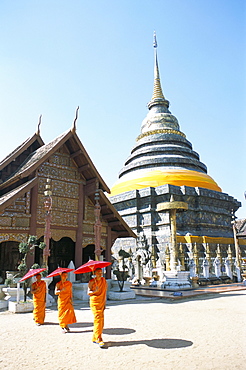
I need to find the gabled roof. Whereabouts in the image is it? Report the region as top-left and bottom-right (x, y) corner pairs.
(0, 177), (38, 213)
(235, 218), (246, 239)
(0, 129), (110, 193)
(0, 128), (135, 239)
(0, 133), (44, 171)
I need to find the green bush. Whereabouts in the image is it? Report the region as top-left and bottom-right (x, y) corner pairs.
(19, 242), (29, 254)
(4, 277), (15, 286)
(28, 235), (37, 245)
(38, 242), (46, 250)
(18, 263), (27, 272)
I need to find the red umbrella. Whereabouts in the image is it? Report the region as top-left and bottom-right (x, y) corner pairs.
(19, 268), (46, 282)
(46, 267), (74, 278)
(73, 260), (111, 274)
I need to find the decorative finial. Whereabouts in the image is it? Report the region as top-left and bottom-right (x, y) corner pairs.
(36, 115), (42, 135)
(153, 31), (157, 48)
(148, 32), (169, 110)
(72, 106), (79, 133)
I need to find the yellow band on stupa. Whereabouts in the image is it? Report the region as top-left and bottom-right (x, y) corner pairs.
(110, 169), (221, 196)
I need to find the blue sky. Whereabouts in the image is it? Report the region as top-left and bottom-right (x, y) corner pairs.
(0, 0), (245, 218)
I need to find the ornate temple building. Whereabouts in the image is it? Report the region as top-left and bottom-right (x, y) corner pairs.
(0, 118), (135, 282)
(110, 34), (245, 282)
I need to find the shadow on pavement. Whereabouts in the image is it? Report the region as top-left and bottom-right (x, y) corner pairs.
(106, 338), (193, 349)
(70, 321), (93, 328)
(104, 328), (135, 335)
(69, 329), (93, 334)
(43, 322), (59, 326)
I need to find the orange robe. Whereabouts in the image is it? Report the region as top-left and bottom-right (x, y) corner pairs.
(32, 280), (46, 324)
(56, 280), (76, 328)
(89, 277), (107, 342)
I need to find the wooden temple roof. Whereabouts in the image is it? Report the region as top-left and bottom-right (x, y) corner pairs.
(0, 178), (38, 214)
(0, 128), (136, 239)
(0, 129), (110, 193)
(0, 133), (44, 184)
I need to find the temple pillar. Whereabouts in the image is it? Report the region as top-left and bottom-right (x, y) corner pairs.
(27, 184), (39, 267)
(227, 245), (233, 265)
(151, 244), (157, 269)
(193, 243), (199, 275)
(169, 209), (178, 270)
(205, 243), (212, 274)
(105, 227), (112, 279)
(217, 244), (222, 264)
(231, 213), (242, 282)
(94, 191), (102, 259)
(157, 196), (188, 272)
(165, 245), (170, 271)
(75, 182), (84, 268)
(179, 243), (185, 270)
(157, 197), (190, 290)
(43, 178), (52, 269)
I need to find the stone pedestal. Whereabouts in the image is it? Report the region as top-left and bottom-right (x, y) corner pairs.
(3, 286), (34, 312)
(161, 271), (191, 290)
(43, 277), (55, 307)
(3, 287), (25, 301)
(67, 261), (76, 283)
(143, 277), (152, 286)
(72, 282), (89, 301)
(8, 300), (33, 313)
(0, 284), (8, 309)
(0, 300), (8, 309)
(108, 280), (135, 300)
(190, 276), (199, 288)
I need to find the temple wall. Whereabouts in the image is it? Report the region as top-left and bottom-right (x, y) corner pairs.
(110, 184), (244, 264)
(37, 149), (81, 228)
(0, 146), (111, 275)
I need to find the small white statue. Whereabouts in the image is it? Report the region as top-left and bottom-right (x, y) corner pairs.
(189, 258), (196, 277)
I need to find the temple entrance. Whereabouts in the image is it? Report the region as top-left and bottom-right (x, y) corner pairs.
(49, 237), (75, 271)
(82, 244), (106, 264)
(80, 244), (95, 282)
(0, 241), (21, 281)
(35, 237), (75, 271)
(42, 237), (75, 290)
(82, 244), (95, 264)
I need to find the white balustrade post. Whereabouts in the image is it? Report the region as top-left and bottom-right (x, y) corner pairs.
(17, 282), (20, 303)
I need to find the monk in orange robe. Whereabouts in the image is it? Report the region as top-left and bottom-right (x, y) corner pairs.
(31, 273), (46, 326)
(88, 268), (107, 347)
(55, 272), (76, 333)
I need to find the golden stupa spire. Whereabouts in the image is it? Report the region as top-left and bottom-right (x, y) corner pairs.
(148, 32), (169, 109)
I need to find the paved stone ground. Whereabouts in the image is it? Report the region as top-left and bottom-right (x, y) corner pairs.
(0, 290), (245, 370)
(132, 282), (246, 299)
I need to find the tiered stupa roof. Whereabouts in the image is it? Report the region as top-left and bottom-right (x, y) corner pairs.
(110, 33), (221, 196)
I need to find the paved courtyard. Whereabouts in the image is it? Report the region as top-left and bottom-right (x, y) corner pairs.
(0, 290), (245, 370)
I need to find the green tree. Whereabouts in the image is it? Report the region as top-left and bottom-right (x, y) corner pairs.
(17, 236), (46, 301)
